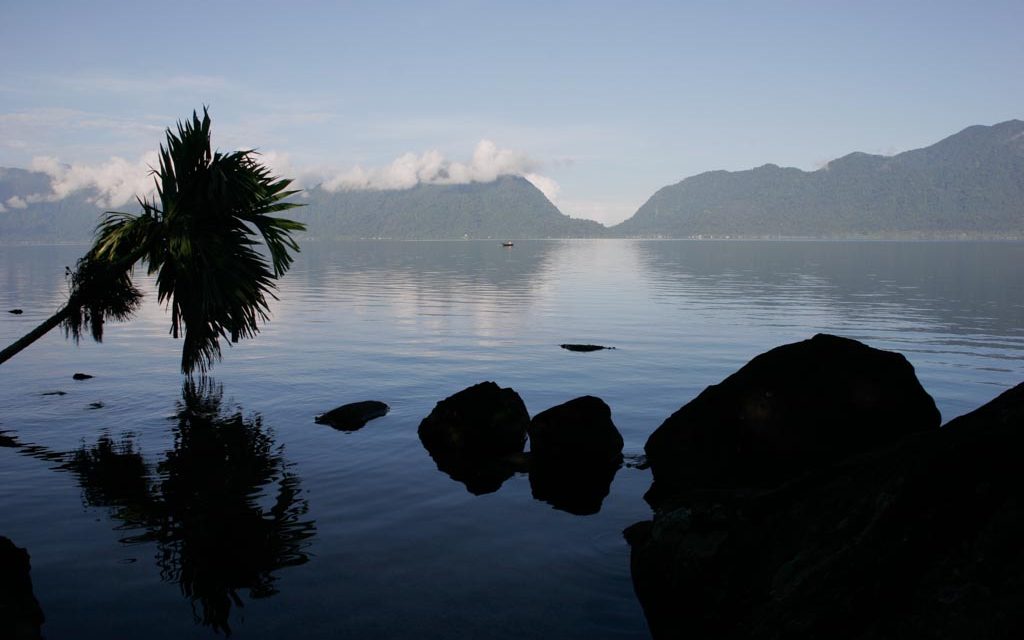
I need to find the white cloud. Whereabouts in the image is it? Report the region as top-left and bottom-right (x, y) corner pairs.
(11, 140), (569, 216)
(27, 153), (158, 208)
(523, 173), (560, 202)
(5, 196), (28, 209)
(320, 140), (559, 198)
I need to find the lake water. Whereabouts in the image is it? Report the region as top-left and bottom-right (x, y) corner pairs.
(1, 239), (1022, 639)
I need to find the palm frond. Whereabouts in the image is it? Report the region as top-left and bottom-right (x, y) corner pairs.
(61, 251), (144, 343)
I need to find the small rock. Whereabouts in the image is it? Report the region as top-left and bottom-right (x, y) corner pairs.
(315, 400), (389, 431)
(528, 396), (624, 464)
(72, 373), (93, 381)
(7, 309), (23, 315)
(419, 381), (529, 458)
(87, 402), (105, 410)
(418, 381), (530, 495)
(40, 391), (67, 396)
(560, 344), (615, 352)
(527, 396), (624, 515)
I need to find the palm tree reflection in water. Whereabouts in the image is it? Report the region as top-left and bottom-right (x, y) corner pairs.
(64, 380), (315, 635)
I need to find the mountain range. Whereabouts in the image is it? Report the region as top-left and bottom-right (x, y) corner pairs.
(614, 119), (1024, 238)
(1, 120), (1021, 242)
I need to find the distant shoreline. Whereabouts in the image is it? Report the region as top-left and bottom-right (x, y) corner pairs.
(3, 234), (1024, 247)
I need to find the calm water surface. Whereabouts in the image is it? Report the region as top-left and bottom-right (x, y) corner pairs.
(1, 240), (1022, 638)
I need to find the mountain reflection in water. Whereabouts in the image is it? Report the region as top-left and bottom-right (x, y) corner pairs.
(60, 380), (315, 635)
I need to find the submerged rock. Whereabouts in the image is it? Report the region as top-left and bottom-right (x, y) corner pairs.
(418, 381), (529, 495)
(315, 400), (389, 431)
(527, 396), (624, 515)
(72, 373), (93, 381)
(0, 536), (45, 639)
(645, 333), (940, 501)
(559, 343), (615, 352)
(628, 338), (1024, 638)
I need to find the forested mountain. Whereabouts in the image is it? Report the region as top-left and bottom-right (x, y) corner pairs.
(294, 175), (605, 239)
(0, 171), (603, 242)
(613, 120), (1024, 238)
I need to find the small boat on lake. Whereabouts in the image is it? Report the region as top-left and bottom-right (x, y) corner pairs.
(502, 241), (514, 247)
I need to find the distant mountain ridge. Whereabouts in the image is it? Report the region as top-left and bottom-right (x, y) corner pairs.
(0, 171), (602, 242)
(2, 120), (1023, 242)
(613, 119), (1024, 238)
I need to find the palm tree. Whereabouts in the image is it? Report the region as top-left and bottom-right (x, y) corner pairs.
(0, 108), (305, 375)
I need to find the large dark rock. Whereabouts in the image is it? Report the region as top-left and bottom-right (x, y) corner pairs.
(527, 396), (625, 515)
(418, 381), (530, 495)
(627, 381), (1024, 640)
(315, 400), (389, 431)
(645, 333), (940, 499)
(0, 536), (45, 639)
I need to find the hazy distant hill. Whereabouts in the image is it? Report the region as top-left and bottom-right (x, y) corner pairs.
(614, 120), (1024, 238)
(0, 171), (604, 242)
(295, 175), (606, 239)
(0, 168), (106, 242)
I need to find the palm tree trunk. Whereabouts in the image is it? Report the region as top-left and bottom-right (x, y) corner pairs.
(0, 304), (73, 366)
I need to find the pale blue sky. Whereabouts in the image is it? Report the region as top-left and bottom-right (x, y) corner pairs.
(2, 0), (1021, 224)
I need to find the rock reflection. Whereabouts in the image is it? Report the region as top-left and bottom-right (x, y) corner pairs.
(0, 536), (45, 640)
(62, 380), (315, 635)
(528, 459), (620, 516)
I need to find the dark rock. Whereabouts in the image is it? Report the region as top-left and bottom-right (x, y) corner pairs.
(645, 333), (940, 500)
(315, 400), (389, 431)
(628, 380), (1024, 640)
(418, 381), (529, 495)
(72, 373), (94, 380)
(0, 536), (45, 639)
(7, 309), (23, 314)
(528, 396), (624, 464)
(419, 381), (529, 457)
(87, 401), (105, 410)
(526, 396), (624, 515)
(560, 343), (615, 352)
(40, 391), (66, 396)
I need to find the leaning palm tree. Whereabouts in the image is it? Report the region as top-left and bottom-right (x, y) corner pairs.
(0, 108), (305, 375)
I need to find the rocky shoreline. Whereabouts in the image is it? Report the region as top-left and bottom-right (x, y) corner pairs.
(627, 334), (1023, 639)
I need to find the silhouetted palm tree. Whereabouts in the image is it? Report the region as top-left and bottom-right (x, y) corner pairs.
(0, 108), (305, 375)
